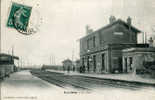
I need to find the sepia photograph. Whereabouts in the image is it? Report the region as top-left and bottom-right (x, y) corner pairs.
(0, 0), (155, 100)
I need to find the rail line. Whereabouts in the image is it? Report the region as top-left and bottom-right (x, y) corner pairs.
(31, 71), (91, 90)
(31, 70), (153, 91)
(45, 71), (145, 90)
(72, 76), (141, 90)
(47, 71), (155, 89)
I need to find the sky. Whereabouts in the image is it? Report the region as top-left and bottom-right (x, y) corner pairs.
(1, 0), (155, 66)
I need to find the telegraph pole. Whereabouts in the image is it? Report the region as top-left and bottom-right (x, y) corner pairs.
(12, 46), (14, 56)
(142, 32), (145, 44)
(50, 56), (51, 65)
(145, 32), (147, 44)
(72, 49), (74, 71)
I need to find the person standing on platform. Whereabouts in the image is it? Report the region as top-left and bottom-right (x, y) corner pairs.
(67, 66), (70, 73)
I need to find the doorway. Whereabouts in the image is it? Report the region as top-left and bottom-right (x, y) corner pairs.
(101, 54), (105, 71)
(124, 57), (127, 72)
(118, 57), (123, 72)
(87, 56), (90, 72)
(93, 55), (96, 72)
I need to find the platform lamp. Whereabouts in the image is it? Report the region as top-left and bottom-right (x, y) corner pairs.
(0, 1), (2, 100)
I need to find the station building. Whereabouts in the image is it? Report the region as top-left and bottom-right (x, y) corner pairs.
(79, 16), (150, 73)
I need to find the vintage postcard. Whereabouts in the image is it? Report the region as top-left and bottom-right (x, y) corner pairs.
(0, 0), (155, 100)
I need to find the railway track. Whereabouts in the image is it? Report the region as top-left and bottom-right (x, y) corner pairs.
(31, 71), (91, 90)
(31, 70), (153, 91)
(72, 76), (141, 90)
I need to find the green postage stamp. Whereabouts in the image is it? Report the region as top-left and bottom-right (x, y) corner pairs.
(7, 2), (32, 32)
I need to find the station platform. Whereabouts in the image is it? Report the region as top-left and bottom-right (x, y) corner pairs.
(0, 70), (63, 100)
(1, 70), (155, 100)
(47, 70), (155, 85)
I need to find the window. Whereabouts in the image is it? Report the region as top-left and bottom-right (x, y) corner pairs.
(93, 36), (96, 47)
(87, 39), (89, 49)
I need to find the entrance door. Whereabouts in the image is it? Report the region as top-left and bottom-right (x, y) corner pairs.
(82, 57), (84, 66)
(128, 57), (133, 73)
(87, 56), (90, 72)
(101, 54), (105, 71)
(93, 55), (96, 72)
(118, 57), (123, 72)
(124, 57), (127, 72)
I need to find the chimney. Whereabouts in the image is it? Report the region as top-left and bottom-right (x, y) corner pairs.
(86, 25), (93, 34)
(127, 16), (132, 25)
(86, 25), (90, 34)
(89, 29), (93, 34)
(148, 37), (154, 47)
(109, 16), (116, 24)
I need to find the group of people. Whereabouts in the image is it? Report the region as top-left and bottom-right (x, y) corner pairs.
(79, 65), (86, 73)
(63, 65), (87, 73)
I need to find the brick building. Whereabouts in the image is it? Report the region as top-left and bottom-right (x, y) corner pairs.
(80, 16), (145, 73)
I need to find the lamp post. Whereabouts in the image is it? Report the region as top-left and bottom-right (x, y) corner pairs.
(0, 0), (1, 53)
(0, 0), (2, 100)
(87, 49), (93, 72)
(89, 57), (92, 62)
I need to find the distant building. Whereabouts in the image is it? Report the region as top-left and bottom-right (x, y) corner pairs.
(62, 59), (73, 71)
(75, 59), (81, 68)
(80, 16), (145, 73)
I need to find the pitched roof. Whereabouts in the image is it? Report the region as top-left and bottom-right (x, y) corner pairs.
(81, 19), (141, 39)
(62, 59), (72, 63)
(97, 19), (141, 33)
(0, 53), (19, 60)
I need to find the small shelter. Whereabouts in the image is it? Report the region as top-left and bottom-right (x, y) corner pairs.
(0, 53), (19, 73)
(62, 59), (72, 71)
(122, 47), (155, 74)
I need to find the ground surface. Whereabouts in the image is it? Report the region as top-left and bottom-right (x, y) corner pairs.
(1, 70), (155, 100)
